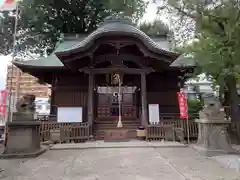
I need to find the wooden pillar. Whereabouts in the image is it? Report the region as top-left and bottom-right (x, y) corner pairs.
(50, 75), (57, 116)
(88, 73), (94, 128)
(50, 87), (55, 115)
(141, 72), (148, 126)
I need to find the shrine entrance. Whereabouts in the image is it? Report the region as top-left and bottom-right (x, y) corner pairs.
(96, 86), (138, 120)
(93, 72), (142, 139)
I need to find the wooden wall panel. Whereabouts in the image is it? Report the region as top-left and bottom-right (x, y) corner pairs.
(147, 72), (179, 92)
(147, 92), (178, 105)
(147, 92), (179, 114)
(54, 91), (88, 106)
(53, 90), (88, 122)
(146, 71), (180, 114)
(56, 73), (88, 86)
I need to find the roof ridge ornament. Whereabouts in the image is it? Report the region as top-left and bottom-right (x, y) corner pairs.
(101, 14), (135, 26)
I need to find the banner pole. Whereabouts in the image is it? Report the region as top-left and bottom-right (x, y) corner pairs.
(186, 95), (190, 144)
(117, 74), (122, 128)
(4, 2), (19, 148)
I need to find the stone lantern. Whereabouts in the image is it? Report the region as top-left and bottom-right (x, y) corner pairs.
(194, 94), (237, 156)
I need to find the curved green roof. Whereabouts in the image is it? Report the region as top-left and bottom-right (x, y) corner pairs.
(56, 22), (178, 58)
(13, 17), (195, 69)
(13, 37), (83, 68)
(170, 55), (196, 67)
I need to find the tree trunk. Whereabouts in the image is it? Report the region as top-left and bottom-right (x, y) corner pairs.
(226, 76), (240, 122)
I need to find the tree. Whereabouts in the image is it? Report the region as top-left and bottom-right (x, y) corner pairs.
(139, 19), (172, 37)
(159, 0), (240, 121)
(0, 0), (147, 55)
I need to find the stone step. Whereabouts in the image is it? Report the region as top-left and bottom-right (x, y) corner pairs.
(93, 124), (140, 130)
(93, 129), (137, 140)
(94, 119), (140, 123)
(94, 121), (140, 125)
(93, 123), (140, 128)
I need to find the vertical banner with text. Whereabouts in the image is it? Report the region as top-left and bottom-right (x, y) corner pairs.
(177, 92), (188, 119)
(0, 90), (7, 124)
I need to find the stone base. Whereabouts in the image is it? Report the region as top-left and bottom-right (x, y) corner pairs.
(0, 148), (46, 159)
(12, 112), (34, 121)
(194, 119), (237, 156)
(3, 121), (43, 157)
(104, 129), (129, 142)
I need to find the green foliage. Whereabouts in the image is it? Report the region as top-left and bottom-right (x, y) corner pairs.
(162, 0), (240, 120)
(139, 19), (172, 37)
(187, 99), (202, 119)
(104, 0), (148, 23)
(162, 0), (240, 81)
(0, 0), (147, 55)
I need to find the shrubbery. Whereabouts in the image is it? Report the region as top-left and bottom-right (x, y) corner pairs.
(187, 99), (203, 119)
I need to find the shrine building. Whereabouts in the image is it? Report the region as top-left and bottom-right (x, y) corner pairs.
(13, 16), (194, 139)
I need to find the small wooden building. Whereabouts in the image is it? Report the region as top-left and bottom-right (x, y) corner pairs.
(14, 16), (194, 139)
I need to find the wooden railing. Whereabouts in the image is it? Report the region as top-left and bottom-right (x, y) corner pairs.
(146, 120), (240, 142)
(38, 113), (240, 143)
(39, 121), (89, 142)
(146, 119), (198, 141)
(146, 124), (176, 141)
(60, 124), (90, 143)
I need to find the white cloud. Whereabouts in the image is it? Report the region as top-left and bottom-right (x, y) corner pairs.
(141, 2), (158, 22)
(141, 1), (169, 25)
(0, 55), (12, 89)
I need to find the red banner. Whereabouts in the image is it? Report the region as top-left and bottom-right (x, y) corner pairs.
(0, 90), (7, 121)
(177, 92), (188, 119)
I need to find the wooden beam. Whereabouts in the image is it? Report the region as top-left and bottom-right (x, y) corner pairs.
(94, 54), (147, 68)
(78, 67), (154, 74)
(52, 86), (88, 91)
(57, 37), (178, 64)
(100, 38), (177, 62)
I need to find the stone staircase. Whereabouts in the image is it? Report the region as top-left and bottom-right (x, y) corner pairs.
(93, 117), (141, 140)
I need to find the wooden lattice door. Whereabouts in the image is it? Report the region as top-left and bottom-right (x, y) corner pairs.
(96, 86), (137, 119)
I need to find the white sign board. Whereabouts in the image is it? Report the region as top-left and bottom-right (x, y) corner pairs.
(148, 104), (160, 124)
(57, 107), (82, 123)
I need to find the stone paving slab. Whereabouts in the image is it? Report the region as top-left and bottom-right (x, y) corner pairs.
(0, 158), (28, 179)
(156, 148), (240, 180)
(50, 140), (186, 150)
(1, 144), (240, 179)
(1, 148), (186, 180)
(211, 155), (240, 172)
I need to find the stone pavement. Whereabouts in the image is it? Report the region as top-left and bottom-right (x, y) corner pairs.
(156, 148), (240, 180)
(1, 142), (240, 180)
(211, 145), (240, 172)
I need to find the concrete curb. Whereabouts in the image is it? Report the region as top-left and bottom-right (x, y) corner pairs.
(0, 148), (47, 159)
(50, 144), (188, 151)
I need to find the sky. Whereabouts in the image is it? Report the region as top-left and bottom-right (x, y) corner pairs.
(0, 55), (11, 89)
(0, 3), (159, 90)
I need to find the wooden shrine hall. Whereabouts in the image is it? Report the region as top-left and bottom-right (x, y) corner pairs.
(13, 16), (195, 140)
